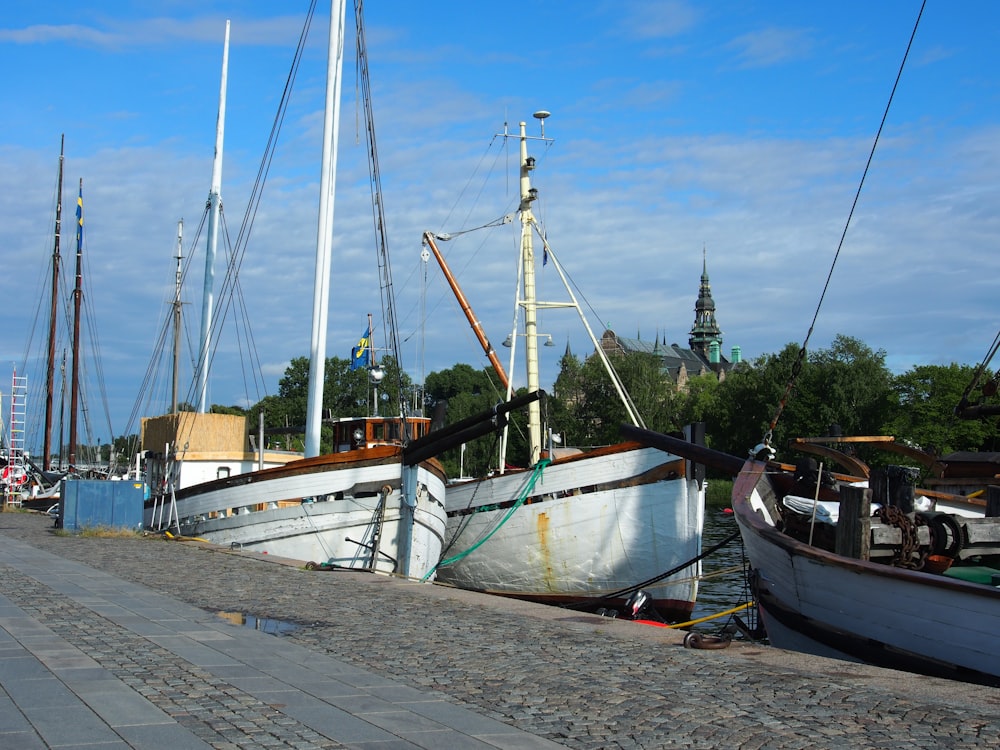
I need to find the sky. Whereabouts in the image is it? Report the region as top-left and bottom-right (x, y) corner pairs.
(2, 0), (999, 453)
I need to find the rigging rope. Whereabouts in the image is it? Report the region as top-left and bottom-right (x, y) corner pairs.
(356, 0), (410, 431)
(421, 458), (552, 581)
(762, 0), (926, 448)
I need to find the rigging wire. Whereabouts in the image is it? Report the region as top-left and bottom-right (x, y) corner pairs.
(762, 0), (926, 448)
(130, 0), (318, 432)
(355, 0), (409, 426)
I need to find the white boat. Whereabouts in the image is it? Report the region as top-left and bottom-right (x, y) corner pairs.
(142, 411), (447, 577)
(141, 2), (447, 580)
(733, 457), (1000, 686)
(623, 426), (1000, 686)
(428, 115), (706, 621)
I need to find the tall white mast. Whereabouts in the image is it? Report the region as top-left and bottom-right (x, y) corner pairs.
(305, 0), (348, 457)
(196, 19), (230, 413)
(519, 118), (543, 465)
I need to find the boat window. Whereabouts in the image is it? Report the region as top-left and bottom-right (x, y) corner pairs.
(373, 422), (385, 441)
(335, 425), (348, 452)
(217, 466), (230, 480)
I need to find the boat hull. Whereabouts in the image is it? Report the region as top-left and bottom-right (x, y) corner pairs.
(437, 444), (704, 621)
(145, 447), (447, 580)
(733, 460), (1000, 686)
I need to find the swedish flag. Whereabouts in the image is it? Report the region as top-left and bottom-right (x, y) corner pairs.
(76, 180), (84, 250)
(350, 326), (371, 371)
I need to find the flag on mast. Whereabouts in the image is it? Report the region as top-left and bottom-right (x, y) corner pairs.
(76, 182), (84, 249)
(350, 325), (371, 371)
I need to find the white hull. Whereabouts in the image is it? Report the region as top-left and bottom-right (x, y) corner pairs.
(734, 460), (1000, 685)
(437, 444), (704, 619)
(146, 449), (447, 580)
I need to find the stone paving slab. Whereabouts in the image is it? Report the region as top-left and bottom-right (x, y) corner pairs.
(1, 511), (999, 749)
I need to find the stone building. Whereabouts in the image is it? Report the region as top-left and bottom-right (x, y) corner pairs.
(599, 252), (742, 389)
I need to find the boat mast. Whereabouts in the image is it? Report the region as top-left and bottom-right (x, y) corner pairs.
(172, 219), (184, 414)
(519, 117), (544, 465)
(43, 135), (64, 471)
(422, 231), (510, 391)
(304, 0), (348, 457)
(68, 179), (83, 472)
(195, 19), (230, 413)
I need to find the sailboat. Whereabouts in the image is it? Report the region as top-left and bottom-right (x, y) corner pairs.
(427, 115), (707, 621)
(10, 138), (103, 510)
(140, 3), (447, 579)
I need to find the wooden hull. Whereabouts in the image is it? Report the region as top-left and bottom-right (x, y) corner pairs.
(733, 460), (1000, 685)
(437, 443), (704, 621)
(145, 447), (447, 580)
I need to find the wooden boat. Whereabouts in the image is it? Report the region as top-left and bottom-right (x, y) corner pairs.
(623, 425), (1000, 686)
(427, 115), (705, 621)
(787, 434), (988, 517)
(141, 3), (447, 580)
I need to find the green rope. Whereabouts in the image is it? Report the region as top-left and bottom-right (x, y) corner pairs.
(422, 458), (551, 582)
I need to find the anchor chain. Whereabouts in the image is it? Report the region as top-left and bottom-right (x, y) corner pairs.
(876, 505), (926, 569)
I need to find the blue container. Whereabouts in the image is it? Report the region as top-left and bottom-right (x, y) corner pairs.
(60, 479), (144, 531)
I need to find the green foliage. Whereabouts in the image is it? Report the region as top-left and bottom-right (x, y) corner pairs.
(246, 354), (414, 454)
(238, 333), (1000, 480)
(886, 363), (1000, 455)
(550, 351), (681, 447)
(705, 343), (802, 456)
(424, 363), (510, 477)
(210, 404), (247, 417)
(705, 478), (733, 509)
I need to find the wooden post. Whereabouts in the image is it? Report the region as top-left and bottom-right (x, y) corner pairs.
(869, 468), (887, 506)
(987, 486), (1000, 518)
(836, 484), (871, 560)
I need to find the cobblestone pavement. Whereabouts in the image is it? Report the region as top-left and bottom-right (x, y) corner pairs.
(3, 511), (999, 749)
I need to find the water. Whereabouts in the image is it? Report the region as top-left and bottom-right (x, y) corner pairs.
(687, 507), (754, 633)
(217, 611), (299, 636)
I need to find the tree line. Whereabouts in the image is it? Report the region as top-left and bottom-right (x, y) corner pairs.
(152, 334), (1000, 481)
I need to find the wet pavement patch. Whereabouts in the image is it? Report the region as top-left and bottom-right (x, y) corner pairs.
(217, 610), (299, 636)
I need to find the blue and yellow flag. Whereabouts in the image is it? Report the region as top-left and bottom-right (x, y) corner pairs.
(75, 181), (84, 250)
(350, 326), (371, 371)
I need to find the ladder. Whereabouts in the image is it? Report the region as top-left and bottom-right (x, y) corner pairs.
(4, 370), (28, 507)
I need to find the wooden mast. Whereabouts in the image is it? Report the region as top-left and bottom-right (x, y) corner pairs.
(42, 136), (64, 471)
(68, 178), (83, 472)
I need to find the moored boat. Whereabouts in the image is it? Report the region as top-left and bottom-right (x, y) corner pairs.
(140, 2), (448, 580)
(624, 416), (1000, 686)
(732, 454), (1000, 686)
(143, 411), (447, 577)
(428, 114), (705, 621)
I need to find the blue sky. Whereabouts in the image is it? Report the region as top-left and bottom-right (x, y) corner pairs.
(2, 1), (999, 452)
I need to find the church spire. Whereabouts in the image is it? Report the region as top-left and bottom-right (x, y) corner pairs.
(689, 245), (722, 359)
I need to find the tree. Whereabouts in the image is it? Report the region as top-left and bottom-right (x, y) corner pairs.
(787, 335), (895, 439)
(210, 404), (247, 417)
(424, 363), (509, 477)
(709, 343), (801, 457)
(707, 336), (897, 465)
(886, 363), (1000, 455)
(248, 355), (414, 454)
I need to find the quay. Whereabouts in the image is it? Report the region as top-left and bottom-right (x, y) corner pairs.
(1, 512), (997, 749)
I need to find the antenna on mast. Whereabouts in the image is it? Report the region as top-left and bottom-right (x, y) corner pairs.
(533, 110), (551, 138)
